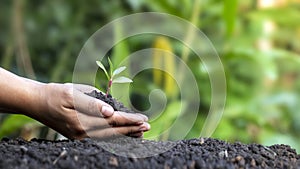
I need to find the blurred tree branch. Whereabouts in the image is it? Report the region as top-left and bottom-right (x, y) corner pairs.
(13, 0), (35, 79)
(1, 39), (13, 70)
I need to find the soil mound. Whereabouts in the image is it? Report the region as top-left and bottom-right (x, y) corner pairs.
(0, 137), (299, 169)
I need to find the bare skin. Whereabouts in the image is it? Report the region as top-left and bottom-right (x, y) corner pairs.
(0, 67), (150, 139)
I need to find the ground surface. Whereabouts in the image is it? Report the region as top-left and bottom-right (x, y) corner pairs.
(0, 137), (299, 169)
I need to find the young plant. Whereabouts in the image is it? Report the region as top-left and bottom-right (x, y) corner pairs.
(96, 58), (133, 96)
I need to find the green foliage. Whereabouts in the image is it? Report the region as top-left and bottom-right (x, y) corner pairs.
(0, 115), (38, 138)
(223, 0), (238, 37)
(96, 58), (132, 95)
(144, 101), (186, 140)
(111, 20), (130, 66)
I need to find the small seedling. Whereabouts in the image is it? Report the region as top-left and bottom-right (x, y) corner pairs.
(96, 58), (133, 96)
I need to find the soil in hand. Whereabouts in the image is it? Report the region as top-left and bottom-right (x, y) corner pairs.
(86, 90), (136, 114)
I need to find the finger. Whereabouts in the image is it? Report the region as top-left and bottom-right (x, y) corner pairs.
(87, 125), (148, 139)
(73, 89), (114, 117)
(139, 122), (151, 131)
(76, 112), (110, 130)
(107, 111), (149, 126)
(77, 112), (150, 131)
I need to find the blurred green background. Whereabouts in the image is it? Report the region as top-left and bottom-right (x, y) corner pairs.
(1, 0), (300, 152)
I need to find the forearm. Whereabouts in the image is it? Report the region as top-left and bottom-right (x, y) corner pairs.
(0, 67), (45, 116)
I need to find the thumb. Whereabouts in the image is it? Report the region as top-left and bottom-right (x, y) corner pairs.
(70, 83), (115, 117)
(73, 88), (115, 117)
(100, 103), (114, 117)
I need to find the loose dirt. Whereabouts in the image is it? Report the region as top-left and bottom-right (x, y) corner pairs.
(0, 137), (299, 169)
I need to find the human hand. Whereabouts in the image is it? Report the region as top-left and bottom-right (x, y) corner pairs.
(30, 83), (150, 139)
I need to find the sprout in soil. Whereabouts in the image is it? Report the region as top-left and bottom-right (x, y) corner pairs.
(96, 58), (133, 96)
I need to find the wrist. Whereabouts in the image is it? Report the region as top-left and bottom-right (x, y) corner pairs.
(19, 78), (47, 118)
(0, 68), (47, 118)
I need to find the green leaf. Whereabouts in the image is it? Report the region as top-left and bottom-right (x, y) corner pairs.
(108, 57), (113, 77)
(112, 21), (130, 66)
(96, 61), (109, 80)
(143, 0), (186, 19)
(144, 101), (186, 140)
(113, 66), (126, 77)
(113, 76), (133, 83)
(0, 114), (38, 138)
(247, 7), (300, 28)
(223, 0), (238, 37)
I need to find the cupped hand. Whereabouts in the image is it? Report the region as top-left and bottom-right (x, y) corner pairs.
(31, 83), (150, 139)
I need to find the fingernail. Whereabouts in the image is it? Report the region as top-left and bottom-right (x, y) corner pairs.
(145, 123), (151, 130)
(101, 106), (114, 117)
(139, 122), (151, 131)
(136, 121), (144, 125)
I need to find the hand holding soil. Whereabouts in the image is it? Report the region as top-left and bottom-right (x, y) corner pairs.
(0, 67), (150, 139)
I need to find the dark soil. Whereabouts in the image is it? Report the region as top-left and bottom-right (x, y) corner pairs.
(86, 90), (137, 113)
(0, 137), (299, 169)
(1, 91), (299, 168)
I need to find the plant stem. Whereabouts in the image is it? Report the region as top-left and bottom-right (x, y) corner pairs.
(106, 79), (113, 96)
